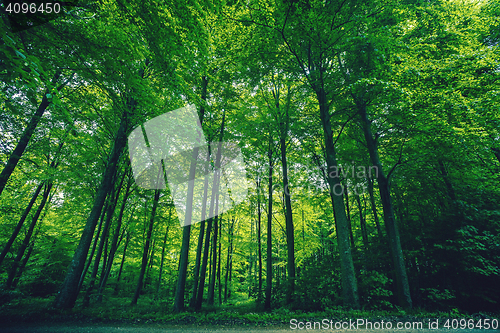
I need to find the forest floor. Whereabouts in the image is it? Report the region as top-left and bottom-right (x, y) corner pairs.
(0, 294), (498, 333)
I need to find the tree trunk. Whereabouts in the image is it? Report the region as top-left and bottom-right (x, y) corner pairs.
(196, 216), (213, 310)
(358, 101), (412, 309)
(114, 232), (130, 296)
(344, 182), (356, 251)
(173, 76), (208, 313)
(132, 189), (160, 305)
(257, 179), (263, 301)
(156, 206), (172, 299)
(355, 194), (369, 249)
(217, 216), (222, 305)
(0, 182), (44, 267)
(6, 181), (53, 288)
(317, 87), (359, 309)
(54, 110), (129, 309)
(367, 176), (383, 238)
(280, 128), (295, 305)
(0, 117), (69, 266)
(224, 218), (234, 303)
(207, 215), (218, 305)
(97, 175), (133, 302)
(79, 202), (106, 293)
(83, 172), (125, 306)
(0, 71), (63, 197)
(189, 146), (211, 308)
(195, 110), (225, 310)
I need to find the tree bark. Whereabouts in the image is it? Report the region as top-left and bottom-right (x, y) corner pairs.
(0, 71), (63, 197)
(367, 176), (383, 238)
(173, 76), (208, 313)
(358, 101), (412, 309)
(257, 179), (263, 301)
(83, 172), (125, 306)
(344, 182), (356, 251)
(195, 110), (225, 310)
(224, 218), (234, 303)
(6, 182), (53, 288)
(207, 214), (218, 305)
(217, 216), (222, 305)
(279, 122), (295, 305)
(53, 110), (129, 309)
(0, 182), (44, 267)
(156, 206), (171, 299)
(317, 87), (359, 309)
(97, 175), (133, 302)
(189, 146), (211, 308)
(114, 232), (130, 296)
(79, 202), (106, 292)
(132, 189), (160, 305)
(355, 194), (369, 249)
(265, 135), (274, 310)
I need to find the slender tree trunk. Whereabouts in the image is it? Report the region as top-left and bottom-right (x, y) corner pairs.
(189, 146), (211, 308)
(6, 182), (53, 288)
(224, 218), (234, 303)
(173, 77), (208, 313)
(0, 182), (44, 267)
(355, 194), (369, 249)
(438, 161), (456, 201)
(358, 102), (412, 309)
(208, 113), (226, 306)
(217, 217), (222, 305)
(207, 215), (218, 305)
(99, 238), (109, 288)
(54, 109), (129, 309)
(144, 239), (156, 290)
(265, 135), (274, 310)
(228, 220), (237, 300)
(83, 172), (124, 307)
(11, 227), (38, 288)
(317, 87), (359, 309)
(0, 71), (63, 197)
(248, 215), (254, 298)
(195, 111), (225, 311)
(114, 232), (130, 296)
(132, 189), (160, 305)
(97, 176), (133, 302)
(79, 202), (106, 293)
(0, 117), (69, 266)
(367, 176), (383, 238)
(344, 183), (356, 250)
(196, 217), (213, 310)
(156, 206), (171, 299)
(257, 179), (263, 301)
(280, 128), (295, 305)
(12, 195), (50, 288)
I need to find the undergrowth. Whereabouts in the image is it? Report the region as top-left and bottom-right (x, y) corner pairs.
(0, 292), (496, 327)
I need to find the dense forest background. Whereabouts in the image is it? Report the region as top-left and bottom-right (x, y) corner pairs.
(1, 0), (499, 319)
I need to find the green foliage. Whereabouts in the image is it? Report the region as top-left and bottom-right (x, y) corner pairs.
(0, 0), (499, 322)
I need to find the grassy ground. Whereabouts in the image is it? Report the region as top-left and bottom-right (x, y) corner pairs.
(0, 292), (497, 329)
